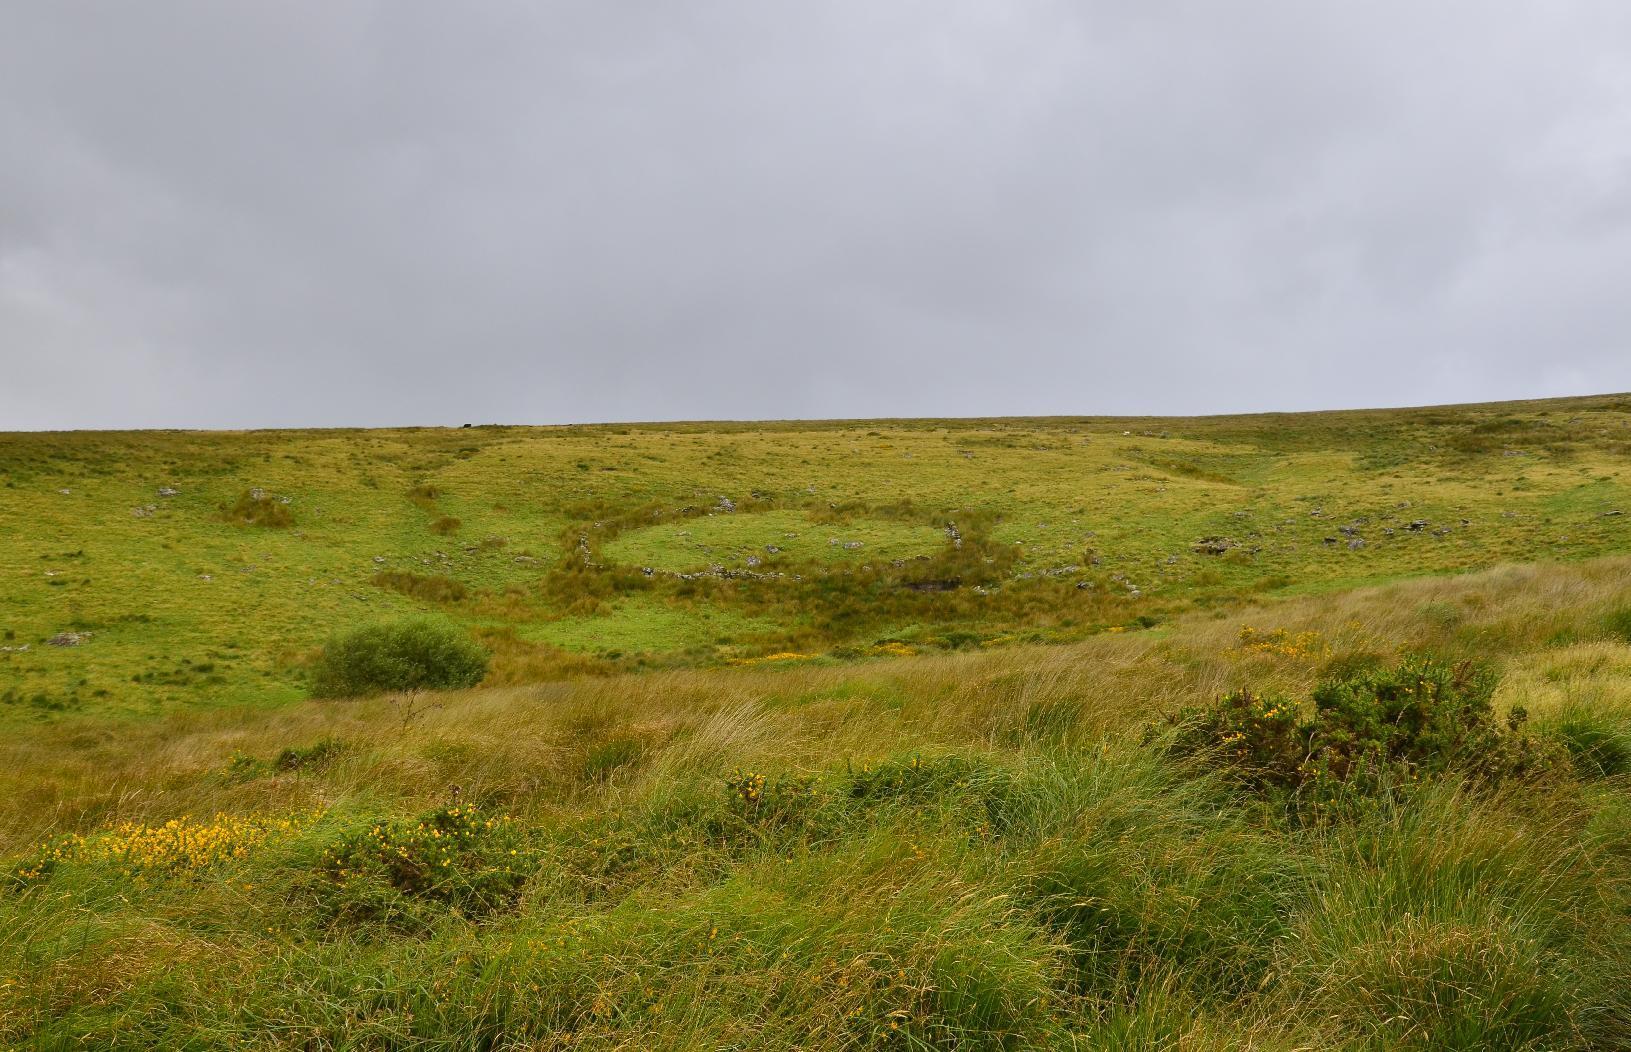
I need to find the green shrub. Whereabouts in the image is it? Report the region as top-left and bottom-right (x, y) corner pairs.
(429, 515), (462, 535)
(1160, 659), (1567, 812)
(311, 618), (488, 697)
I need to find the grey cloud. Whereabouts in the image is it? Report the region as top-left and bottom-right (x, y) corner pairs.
(2, 1), (1629, 429)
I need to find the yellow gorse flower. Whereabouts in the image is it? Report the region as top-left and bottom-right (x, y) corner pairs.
(14, 811), (314, 882)
(1235, 626), (1327, 659)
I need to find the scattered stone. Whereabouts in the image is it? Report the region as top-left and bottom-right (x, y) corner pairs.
(1191, 536), (1236, 555)
(1405, 520), (1429, 532)
(745, 556), (761, 567)
(1348, 538), (1365, 550)
(373, 556), (387, 564)
(47, 631), (89, 647)
(1322, 536), (1339, 546)
(199, 574), (213, 581)
(158, 486), (180, 497)
(131, 504), (158, 518)
(765, 545), (781, 554)
(1603, 510), (1623, 518)
(0, 644), (29, 653)
(716, 496), (736, 513)
(843, 541), (864, 550)
(57, 488), (71, 496)
(250, 487), (267, 501)
(945, 521), (963, 549)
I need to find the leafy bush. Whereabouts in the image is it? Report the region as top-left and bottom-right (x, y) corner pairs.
(311, 618), (488, 697)
(1160, 659), (1567, 810)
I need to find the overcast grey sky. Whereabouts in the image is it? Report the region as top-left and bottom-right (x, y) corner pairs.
(2, 3), (1629, 430)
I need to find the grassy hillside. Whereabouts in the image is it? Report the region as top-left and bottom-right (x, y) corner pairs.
(4, 557), (1631, 1048)
(4, 396), (1631, 1048)
(3, 394), (1630, 719)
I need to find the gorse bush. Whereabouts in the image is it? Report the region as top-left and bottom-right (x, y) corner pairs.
(311, 618), (488, 697)
(1161, 659), (1567, 811)
(316, 802), (532, 928)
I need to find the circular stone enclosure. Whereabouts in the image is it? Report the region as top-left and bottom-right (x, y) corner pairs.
(601, 508), (947, 573)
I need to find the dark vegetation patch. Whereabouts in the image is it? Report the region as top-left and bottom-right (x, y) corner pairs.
(218, 489), (293, 528)
(371, 570), (467, 604)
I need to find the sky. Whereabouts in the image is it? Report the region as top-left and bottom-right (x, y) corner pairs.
(2, 2), (1630, 430)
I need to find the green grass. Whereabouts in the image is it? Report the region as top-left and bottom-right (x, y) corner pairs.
(2, 395), (1631, 719)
